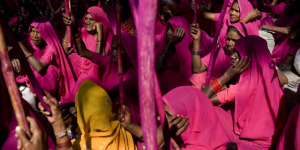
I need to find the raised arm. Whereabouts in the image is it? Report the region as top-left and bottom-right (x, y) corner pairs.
(155, 28), (185, 72)
(260, 25), (292, 35)
(18, 42), (48, 74)
(190, 24), (207, 73)
(200, 12), (216, 22)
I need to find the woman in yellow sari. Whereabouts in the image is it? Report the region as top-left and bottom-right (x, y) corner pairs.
(71, 76), (137, 150)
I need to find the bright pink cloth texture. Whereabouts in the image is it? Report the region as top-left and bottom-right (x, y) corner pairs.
(15, 17), (75, 104)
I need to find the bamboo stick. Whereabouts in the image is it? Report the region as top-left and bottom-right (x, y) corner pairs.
(193, 0), (197, 24)
(116, 0), (125, 115)
(14, 0), (21, 13)
(64, 0), (72, 48)
(205, 0), (230, 86)
(128, 0), (139, 25)
(0, 16), (51, 113)
(137, 0), (159, 149)
(0, 18), (30, 138)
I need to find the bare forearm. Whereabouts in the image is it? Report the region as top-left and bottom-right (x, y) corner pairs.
(202, 73), (231, 98)
(201, 12), (216, 22)
(192, 40), (206, 73)
(263, 25), (291, 34)
(155, 43), (173, 72)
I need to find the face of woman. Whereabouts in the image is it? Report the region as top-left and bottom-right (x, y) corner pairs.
(166, 25), (173, 42)
(229, 2), (240, 23)
(21, 7), (30, 22)
(226, 29), (242, 55)
(159, 5), (173, 23)
(112, 37), (130, 66)
(84, 13), (96, 32)
(30, 27), (45, 47)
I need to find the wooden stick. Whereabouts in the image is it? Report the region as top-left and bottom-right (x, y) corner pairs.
(64, 0), (72, 48)
(0, 16), (51, 113)
(14, 0), (21, 13)
(137, 0), (159, 149)
(205, 0), (230, 86)
(193, 0), (197, 24)
(0, 18), (30, 138)
(128, 0), (139, 25)
(116, 0), (125, 115)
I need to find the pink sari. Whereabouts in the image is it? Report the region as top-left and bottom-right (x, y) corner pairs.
(189, 23), (255, 88)
(233, 36), (286, 148)
(215, 0), (259, 48)
(277, 88), (300, 150)
(155, 16), (193, 95)
(69, 6), (115, 82)
(16, 18), (75, 104)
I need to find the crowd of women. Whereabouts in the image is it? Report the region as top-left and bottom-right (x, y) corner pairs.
(0, 0), (300, 149)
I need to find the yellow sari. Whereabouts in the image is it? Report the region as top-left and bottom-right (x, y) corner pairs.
(72, 79), (137, 150)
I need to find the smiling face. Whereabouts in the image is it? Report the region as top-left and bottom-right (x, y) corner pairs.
(30, 27), (45, 47)
(229, 1), (240, 23)
(84, 13), (96, 32)
(226, 29), (242, 55)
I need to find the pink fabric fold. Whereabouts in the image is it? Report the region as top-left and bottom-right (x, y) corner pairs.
(233, 36), (286, 147)
(16, 17), (75, 104)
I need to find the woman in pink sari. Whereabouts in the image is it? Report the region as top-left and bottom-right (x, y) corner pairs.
(12, 17), (75, 104)
(163, 36), (286, 149)
(63, 6), (115, 82)
(199, 0), (260, 47)
(277, 87), (300, 150)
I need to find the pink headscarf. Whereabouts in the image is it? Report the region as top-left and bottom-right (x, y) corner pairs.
(233, 36), (286, 147)
(16, 18), (75, 103)
(189, 23), (255, 88)
(155, 16), (193, 95)
(217, 0), (259, 48)
(79, 6), (115, 80)
(277, 88), (300, 150)
(163, 86), (230, 149)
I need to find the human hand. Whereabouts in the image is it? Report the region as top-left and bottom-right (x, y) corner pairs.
(62, 12), (77, 31)
(92, 22), (103, 40)
(225, 56), (251, 79)
(246, 9), (261, 21)
(11, 59), (21, 73)
(38, 91), (64, 130)
(15, 116), (47, 150)
(167, 115), (189, 137)
(117, 105), (132, 129)
(168, 28), (185, 45)
(189, 23), (201, 42)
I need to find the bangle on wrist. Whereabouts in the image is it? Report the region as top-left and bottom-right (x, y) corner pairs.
(57, 139), (72, 149)
(54, 130), (68, 139)
(239, 19), (246, 24)
(25, 53), (33, 59)
(191, 50), (201, 55)
(210, 79), (223, 93)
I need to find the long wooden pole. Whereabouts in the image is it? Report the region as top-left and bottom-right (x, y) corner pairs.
(116, 0), (125, 115)
(137, 0), (159, 149)
(205, 0), (230, 86)
(64, 0), (72, 48)
(0, 16), (51, 113)
(193, 0), (197, 24)
(0, 18), (30, 138)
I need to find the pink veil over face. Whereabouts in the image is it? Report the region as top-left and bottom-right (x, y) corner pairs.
(17, 17), (75, 103)
(163, 86), (230, 149)
(233, 36), (286, 147)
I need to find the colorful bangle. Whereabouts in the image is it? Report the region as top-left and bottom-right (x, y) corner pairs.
(210, 79), (223, 93)
(25, 53), (33, 59)
(75, 36), (82, 43)
(239, 19), (246, 24)
(75, 31), (81, 37)
(56, 139), (72, 149)
(191, 50), (201, 55)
